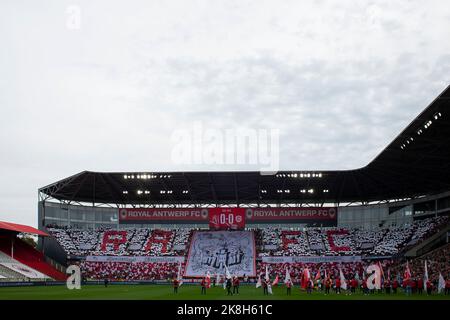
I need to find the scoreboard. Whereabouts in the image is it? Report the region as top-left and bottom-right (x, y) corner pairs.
(209, 208), (246, 230)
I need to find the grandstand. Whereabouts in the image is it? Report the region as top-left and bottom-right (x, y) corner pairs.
(42, 216), (447, 281)
(0, 221), (66, 281)
(2, 86), (450, 299)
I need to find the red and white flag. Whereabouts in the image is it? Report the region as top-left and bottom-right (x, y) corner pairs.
(206, 271), (211, 288)
(215, 273), (221, 286)
(377, 261), (385, 280)
(284, 267), (291, 285)
(223, 265), (232, 290)
(177, 262), (183, 287)
(438, 273), (445, 294)
(315, 270), (321, 281)
(404, 261), (411, 280)
(256, 274), (262, 288)
(225, 264), (232, 279)
(272, 274), (279, 286)
(301, 268), (311, 289)
(423, 261), (428, 290)
(339, 268), (348, 290)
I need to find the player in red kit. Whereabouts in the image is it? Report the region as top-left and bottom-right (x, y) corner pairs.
(173, 278), (179, 294)
(445, 278), (450, 295)
(384, 278), (391, 294)
(325, 277), (331, 295)
(350, 278), (357, 294)
(426, 279), (433, 295)
(201, 277), (207, 295)
(411, 278), (417, 294)
(335, 278), (341, 294)
(286, 279), (292, 295)
(392, 278), (399, 294)
(233, 276), (240, 294)
(362, 278), (368, 295)
(417, 277), (423, 295)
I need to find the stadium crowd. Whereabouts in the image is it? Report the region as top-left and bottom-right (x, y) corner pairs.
(256, 261), (369, 282)
(79, 261), (181, 281)
(47, 226), (190, 256)
(77, 251), (450, 295)
(255, 253), (450, 295)
(389, 244), (450, 286)
(259, 217), (448, 257)
(48, 216), (447, 258)
(45, 216), (450, 290)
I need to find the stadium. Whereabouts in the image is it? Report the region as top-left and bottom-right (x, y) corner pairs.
(0, 87), (450, 300)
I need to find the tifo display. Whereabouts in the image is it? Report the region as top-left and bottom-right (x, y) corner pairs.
(31, 216), (449, 288)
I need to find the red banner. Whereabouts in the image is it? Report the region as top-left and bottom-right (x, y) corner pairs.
(119, 208), (209, 222)
(245, 207), (337, 221)
(209, 208), (246, 230)
(119, 207), (337, 223)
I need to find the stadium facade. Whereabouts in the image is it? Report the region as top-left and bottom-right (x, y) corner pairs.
(38, 86), (450, 229)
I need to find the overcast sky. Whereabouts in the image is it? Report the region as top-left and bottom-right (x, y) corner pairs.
(0, 0), (449, 226)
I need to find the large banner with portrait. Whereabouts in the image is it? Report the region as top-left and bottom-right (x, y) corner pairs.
(184, 231), (256, 277)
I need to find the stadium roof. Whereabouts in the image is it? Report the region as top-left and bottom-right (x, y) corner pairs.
(39, 85), (450, 206)
(0, 221), (49, 236)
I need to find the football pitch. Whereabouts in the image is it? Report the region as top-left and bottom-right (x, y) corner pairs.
(0, 284), (449, 300)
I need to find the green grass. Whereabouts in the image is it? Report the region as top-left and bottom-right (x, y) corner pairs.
(0, 284), (449, 300)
